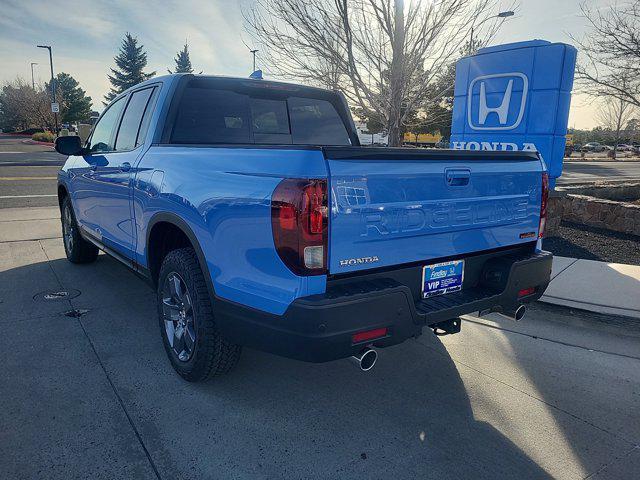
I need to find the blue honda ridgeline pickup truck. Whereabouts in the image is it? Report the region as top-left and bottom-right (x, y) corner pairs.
(55, 74), (552, 380)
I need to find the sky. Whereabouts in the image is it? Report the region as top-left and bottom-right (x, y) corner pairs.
(0, 0), (615, 129)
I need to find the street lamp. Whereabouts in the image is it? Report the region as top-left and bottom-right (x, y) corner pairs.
(469, 10), (515, 52)
(30, 62), (38, 89)
(36, 44), (59, 134)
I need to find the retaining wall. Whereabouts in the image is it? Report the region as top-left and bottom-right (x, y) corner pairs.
(547, 183), (640, 236)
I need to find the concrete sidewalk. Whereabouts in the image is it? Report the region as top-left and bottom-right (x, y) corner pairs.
(2, 206), (638, 320)
(540, 256), (640, 320)
(0, 206), (60, 242)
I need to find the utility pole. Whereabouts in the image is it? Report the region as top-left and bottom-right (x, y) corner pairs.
(250, 49), (258, 72)
(30, 62), (38, 89)
(36, 44), (58, 134)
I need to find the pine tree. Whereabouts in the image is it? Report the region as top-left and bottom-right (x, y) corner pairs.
(46, 73), (92, 123)
(104, 33), (155, 104)
(168, 43), (194, 74)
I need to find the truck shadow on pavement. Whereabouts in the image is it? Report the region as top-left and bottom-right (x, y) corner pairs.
(1, 250), (556, 480)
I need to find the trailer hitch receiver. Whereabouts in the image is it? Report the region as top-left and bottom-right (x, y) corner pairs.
(430, 318), (462, 336)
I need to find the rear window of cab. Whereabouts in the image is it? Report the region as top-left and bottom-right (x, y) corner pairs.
(169, 78), (352, 146)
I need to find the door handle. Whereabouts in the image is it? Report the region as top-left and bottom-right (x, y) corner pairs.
(445, 168), (470, 187)
(121, 162), (131, 172)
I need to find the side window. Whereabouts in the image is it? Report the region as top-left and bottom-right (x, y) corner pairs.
(89, 97), (126, 153)
(136, 88), (158, 147)
(115, 88), (155, 151)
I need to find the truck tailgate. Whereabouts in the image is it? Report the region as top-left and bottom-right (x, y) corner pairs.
(324, 148), (544, 274)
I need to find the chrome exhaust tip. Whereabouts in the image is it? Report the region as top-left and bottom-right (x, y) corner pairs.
(499, 304), (527, 321)
(512, 304), (527, 321)
(350, 348), (377, 371)
(479, 304), (526, 321)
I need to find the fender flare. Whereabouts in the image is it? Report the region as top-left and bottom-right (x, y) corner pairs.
(146, 212), (217, 301)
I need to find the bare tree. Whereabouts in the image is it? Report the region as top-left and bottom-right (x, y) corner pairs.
(244, 0), (507, 146)
(596, 95), (637, 158)
(573, 2), (640, 108)
(0, 77), (55, 131)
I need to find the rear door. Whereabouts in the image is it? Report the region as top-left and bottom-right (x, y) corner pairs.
(325, 148), (544, 274)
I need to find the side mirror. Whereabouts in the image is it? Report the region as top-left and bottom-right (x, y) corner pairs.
(55, 135), (85, 156)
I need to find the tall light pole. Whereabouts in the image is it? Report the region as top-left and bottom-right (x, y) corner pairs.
(30, 62), (38, 89)
(36, 44), (58, 134)
(470, 10), (514, 52)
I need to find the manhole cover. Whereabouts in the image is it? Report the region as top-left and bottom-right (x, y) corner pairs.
(33, 289), (81, 302)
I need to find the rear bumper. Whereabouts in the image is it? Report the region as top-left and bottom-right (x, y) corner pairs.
(215, 250), (553, 363)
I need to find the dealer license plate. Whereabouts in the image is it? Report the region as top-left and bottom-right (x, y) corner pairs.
(421, 260), (464, 298)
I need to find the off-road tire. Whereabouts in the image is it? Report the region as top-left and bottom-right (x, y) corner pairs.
(61, 197), (99, 263)
(157, 247), (241, 382)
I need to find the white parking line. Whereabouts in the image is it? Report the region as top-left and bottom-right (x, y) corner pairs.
(0, 194), (57, 199)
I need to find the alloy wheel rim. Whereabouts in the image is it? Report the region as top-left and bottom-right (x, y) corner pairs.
(63, 206), (74, 252)
(162, 272), (196, 362)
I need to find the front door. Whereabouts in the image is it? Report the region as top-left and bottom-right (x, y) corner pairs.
(70, 95), (127, 239)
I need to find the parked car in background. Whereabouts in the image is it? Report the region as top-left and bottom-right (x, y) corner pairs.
(616, 144), (633, 151)
(581, 142), (604, 152)
(55, 74), (552, 381)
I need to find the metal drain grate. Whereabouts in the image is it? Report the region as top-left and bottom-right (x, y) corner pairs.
(45, 291), (69, 300)
(33, 289), (81, 302)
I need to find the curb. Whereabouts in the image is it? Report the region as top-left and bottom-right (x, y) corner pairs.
(539, 294), (640, 320)
(0, 133), (55, 146)
(529, 302), (640, 340)
(21, 139), (54, 147)
(564, 158), (640, 163)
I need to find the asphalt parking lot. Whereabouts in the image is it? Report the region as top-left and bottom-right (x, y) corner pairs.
(0, 135), (65, 209)
(1, 207), (639, 479)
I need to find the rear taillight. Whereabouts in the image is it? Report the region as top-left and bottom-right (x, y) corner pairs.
(271, 178), (328, 275)
(539, 172), (549, 238)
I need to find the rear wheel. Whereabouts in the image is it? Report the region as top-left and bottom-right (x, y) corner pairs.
(157, 248), (241, 382)
(61, 197), (98, 263)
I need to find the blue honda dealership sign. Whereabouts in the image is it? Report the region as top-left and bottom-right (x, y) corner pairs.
(450, 40), (577, 186)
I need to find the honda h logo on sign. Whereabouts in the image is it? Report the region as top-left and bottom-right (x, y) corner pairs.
(467, 73), (528, 130)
